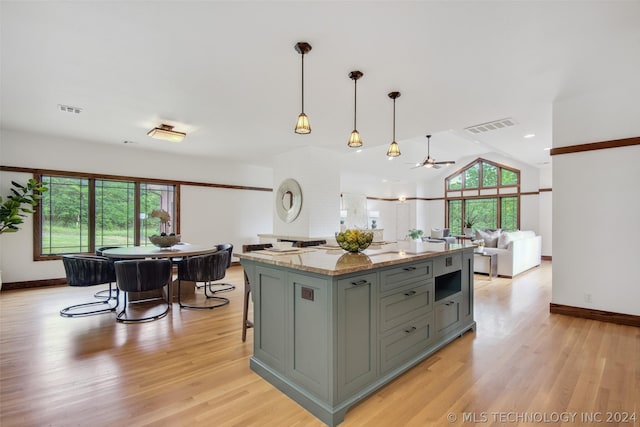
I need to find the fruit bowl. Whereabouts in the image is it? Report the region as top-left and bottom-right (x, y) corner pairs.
(335, 229), (374, 252)
(149, 234), (181, 248)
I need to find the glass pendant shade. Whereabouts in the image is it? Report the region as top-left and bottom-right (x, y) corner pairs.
(295, 113), (311, 134)
(348, 130), (362, 148)
(386, 141), (401, 157)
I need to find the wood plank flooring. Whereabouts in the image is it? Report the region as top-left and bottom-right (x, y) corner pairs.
(1, 261), (638, 426)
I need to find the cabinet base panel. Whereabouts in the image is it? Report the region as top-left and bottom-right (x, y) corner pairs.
(250, 321), (476, 426)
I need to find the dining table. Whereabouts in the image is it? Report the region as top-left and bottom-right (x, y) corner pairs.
(102, 243), (219, 301)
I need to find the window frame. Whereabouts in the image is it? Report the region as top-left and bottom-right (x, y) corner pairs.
(34, 171), (180, 261)
(444, 158), (521, 234)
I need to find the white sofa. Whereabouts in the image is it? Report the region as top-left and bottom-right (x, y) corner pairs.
(474, 230), (541, 277)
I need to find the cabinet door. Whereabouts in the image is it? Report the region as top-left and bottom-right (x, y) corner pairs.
(461, 249), (474, 328)
(336, 273), (377, 401)
(253, 266), (288, 373)
(435, 294), (462, 338)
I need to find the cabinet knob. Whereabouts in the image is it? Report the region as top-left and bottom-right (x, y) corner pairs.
(404, 290), (417, 297)
(351, 279), (369, 286)
(404, 326), (417, 334)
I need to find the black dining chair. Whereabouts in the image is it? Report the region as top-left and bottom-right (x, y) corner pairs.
(196, 243), (235, 294)
(177, 251), (230, 310)
(241, 243), (272, 342)
(60, 255), (118, 317)
(93, 246), (122, 300)
(114, 258), (172, 323)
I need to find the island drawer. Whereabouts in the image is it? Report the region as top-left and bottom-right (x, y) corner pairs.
(379, 280), (433, 332)
(379, 312), (435, 374)
(435, 293), (462, 338)
(433, 253), (462, 277)
(379, 261), (432, 293)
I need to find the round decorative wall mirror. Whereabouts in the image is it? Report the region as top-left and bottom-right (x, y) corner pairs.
(275, 178), (303, 223)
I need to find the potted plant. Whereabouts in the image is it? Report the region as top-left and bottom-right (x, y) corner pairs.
(0, 179), (48, 290)
(407, 229), (424, 240)
(464, 211), (477, 236)
(0, 179), (48, 234)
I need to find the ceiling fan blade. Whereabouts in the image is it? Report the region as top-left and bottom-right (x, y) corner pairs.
(434, 160), (455, 166)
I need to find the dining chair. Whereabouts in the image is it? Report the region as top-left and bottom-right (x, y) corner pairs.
(93, 246), (122, 300)
(241, 243), (272, 342)
(114, 258), (172, 323)
(60, 255), (118, 317)
(196, 243), (235, 294)
(176, 251), (230, 310)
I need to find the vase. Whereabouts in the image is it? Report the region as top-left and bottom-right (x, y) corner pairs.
(149, 234), (181, 248)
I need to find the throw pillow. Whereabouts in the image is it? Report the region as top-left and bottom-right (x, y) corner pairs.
(475, 229), (501, 248)
(430, 228), (444, 239)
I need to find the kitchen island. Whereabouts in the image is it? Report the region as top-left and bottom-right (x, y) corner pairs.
(238, 241), (475, 426)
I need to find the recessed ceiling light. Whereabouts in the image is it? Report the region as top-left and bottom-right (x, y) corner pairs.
(524, 133), (536, 138)
(356, 149), (362, 153)
(543, 147), (551, 151)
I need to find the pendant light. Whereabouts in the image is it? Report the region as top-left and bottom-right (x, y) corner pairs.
(386, 91), (401, 157)
(294, 42), (312, 134)
(347, 70), (363, 148)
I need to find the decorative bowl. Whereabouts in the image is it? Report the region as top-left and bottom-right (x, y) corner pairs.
(335, 229), (374, 253)
(149, 234), (181, 248)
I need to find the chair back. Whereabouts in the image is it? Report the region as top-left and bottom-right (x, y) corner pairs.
(95, 246), (121, 256)
(216, 243), (234, 268)
(115, 259), (172, 292)
(62, 255), (116, 287)
(242, 243), (273, 252)
(294, 240), (326, 248)
(178, 251), (229, 283)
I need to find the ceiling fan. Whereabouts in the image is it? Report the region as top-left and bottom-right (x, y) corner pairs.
(411, 134), (456, 169)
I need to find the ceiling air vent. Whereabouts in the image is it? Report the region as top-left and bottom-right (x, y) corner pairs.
(465, 118), (517, 135)
(58, 104), (82, 114)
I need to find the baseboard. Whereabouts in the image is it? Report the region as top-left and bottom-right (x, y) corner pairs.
(550, 303), (640, 327)
(2, 278), (67, 291)
(2, 262), (243, 291)
(541, 255), (552, 261)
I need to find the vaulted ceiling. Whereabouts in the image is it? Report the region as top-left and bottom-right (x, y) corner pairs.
(2, 1), (639, 185)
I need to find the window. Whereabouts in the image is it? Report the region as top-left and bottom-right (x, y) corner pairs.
(37, 174), (177, 258)
(445, 159), (520, 236)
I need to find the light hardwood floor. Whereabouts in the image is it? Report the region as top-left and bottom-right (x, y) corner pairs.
(1, 261), (638, 426)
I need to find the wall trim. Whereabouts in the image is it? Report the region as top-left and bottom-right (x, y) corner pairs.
(2, 278), (66, 291)
(0, 165), (272, 193)
(550, 303), (640, 327)
(541, 255), (552, 261)
(550, 136), (640, 156)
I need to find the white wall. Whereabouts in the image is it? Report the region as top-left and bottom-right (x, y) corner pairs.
(552, 83), (640, 316)
(539, 168), (553, 257)
(0, 129), (273, 283)
(272, 146), (341, 237)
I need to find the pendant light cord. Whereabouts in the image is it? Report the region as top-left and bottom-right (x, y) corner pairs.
(353, 79), (357, 129)
(301, 53), (305, 114)
(392, 98), (396, 140)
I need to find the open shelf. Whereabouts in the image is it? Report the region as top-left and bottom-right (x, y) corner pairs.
(435, 270), (462, 301)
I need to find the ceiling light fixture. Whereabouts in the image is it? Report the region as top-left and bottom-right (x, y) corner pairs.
(347, 70), (363, 148)
(294, 41), (312, 134)
(147, 124), (186, 142)
(386, 91), (401, 157)
(524, 133), (536, 138)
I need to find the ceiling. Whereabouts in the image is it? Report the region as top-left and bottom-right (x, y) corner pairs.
(2, 1), (639, 185)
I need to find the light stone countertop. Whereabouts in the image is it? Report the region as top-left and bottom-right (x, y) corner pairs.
(237, 241), (474, 276)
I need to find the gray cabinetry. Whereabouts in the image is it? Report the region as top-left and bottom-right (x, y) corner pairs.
(336, 273), (378, 401)
(242, 248), (474, 427)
